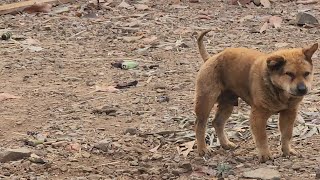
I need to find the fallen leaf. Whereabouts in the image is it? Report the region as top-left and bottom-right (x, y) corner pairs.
(122, 36), (143, 43)
(230, 0), (251, 5)
(24, 3), (52, 13)
(0, 93), (20, 102)
(52, 6), (70, 14)
(171, 5), (189, 9)
(260, 0), (271, 8)
(178, 140), (195, 157)
(297, 0), (317, 5)
(27, 46), (43, 52)
(149, 144), (161, 153)
(260, 22), (269, 33)
(115, 80), (138, 89)
(142, 36), (158, 44)
(269, 16), (282, 28)
(134, 4), (149, 11)
(118, 0), (132, 9)
(275, 43), (288, 48)
(240, 15), (254, 23)
(95, 85), (120, 93)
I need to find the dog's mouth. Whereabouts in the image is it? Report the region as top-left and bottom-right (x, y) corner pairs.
(289, 92), (307, 97)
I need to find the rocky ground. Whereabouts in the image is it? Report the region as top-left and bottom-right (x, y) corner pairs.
(0, 0), (320, 179)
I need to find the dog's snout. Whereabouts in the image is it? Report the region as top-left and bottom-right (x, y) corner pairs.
(297, 83), (307, 95)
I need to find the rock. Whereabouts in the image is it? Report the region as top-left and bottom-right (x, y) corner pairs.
(94, 139), (112, 152)
(243, 168), (281, 180)
(124, 128), (138, 135)
(130, 160), (139, 166)
(292, 162), (302, 170)
(0, 148), (32, 163)
(253, 0), (261, 5)
(29, 153), (46, 164)
(296, 12), (319, 26)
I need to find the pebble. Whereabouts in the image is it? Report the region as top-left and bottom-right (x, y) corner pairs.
(29, 153), (46, 164)
(94, 139), (112, 152)
(124, 128), (138, 135)
(296, 12), (319, 26)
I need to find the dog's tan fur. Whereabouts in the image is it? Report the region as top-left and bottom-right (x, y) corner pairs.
(195, 30), (318, 162)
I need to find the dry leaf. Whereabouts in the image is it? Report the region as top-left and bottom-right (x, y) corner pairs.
(230, 0), (251, 5)
(24, 3), (52, 13)
(297, 0), (317, 5)
(149, 144), (161, 153)
(95, 85), (120, 93)
(260, 22), (269, 33)
(118, 1), (132, 9)
(122, 36), (143, 43)
(240, 15), (254, 23)
(269, 16), (282, 28)
(142, 36), (158, 44)
(260, 0), (271, 8)
(134, 4), (149, 11)
(275, 43), (288, 48)
(179, 140), (195, 157)
(0, 93), (20, 102)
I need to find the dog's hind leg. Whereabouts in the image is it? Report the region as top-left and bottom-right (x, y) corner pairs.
(213, 101), (236, 150)
(194, 70), (222, 156)
(194, 91), (218, 156)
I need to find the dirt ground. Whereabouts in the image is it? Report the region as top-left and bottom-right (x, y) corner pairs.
(0, 0), (320, 179)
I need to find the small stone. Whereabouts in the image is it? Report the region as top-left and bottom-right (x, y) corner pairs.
(130, 160), (139, 166)
(0, 148), (32, 163)
(292, 163), (301, 170)
(253, 0), (261, 5)
(29, 154), (46, 164)
(296, 12), (319, 26)
(82, 151), (91, 158)
(124, 128), (138, 135)
(94, 139), (111, 152)
(243, 168), (281, 180)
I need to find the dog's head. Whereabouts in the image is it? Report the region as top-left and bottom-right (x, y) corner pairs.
(266, 43), (318, 97)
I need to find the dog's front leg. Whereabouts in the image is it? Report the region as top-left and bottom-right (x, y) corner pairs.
(250, 107), (272, 162)
(279, 108), (298, 157)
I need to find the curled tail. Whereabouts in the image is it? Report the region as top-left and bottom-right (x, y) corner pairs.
(197, 29), (212, 62)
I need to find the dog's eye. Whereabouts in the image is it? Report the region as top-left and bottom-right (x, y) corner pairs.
(304, 72), (311, 77)
(285, 72), (295, 79)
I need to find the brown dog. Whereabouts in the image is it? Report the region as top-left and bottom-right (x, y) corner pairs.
(194, 29), (318, 162)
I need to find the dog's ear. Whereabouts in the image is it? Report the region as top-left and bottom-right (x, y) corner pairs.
(267, 55), (286, 71)
(303, 43), (318, 62)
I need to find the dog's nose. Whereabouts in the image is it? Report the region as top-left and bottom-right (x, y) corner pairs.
(297, 83), (307, 95)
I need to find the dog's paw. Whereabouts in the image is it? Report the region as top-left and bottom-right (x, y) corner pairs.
(258, 151), (273, 163)
(282, 147), (299, 157)
(221, 141), (237, 150)
(198, 146), (213, 157)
